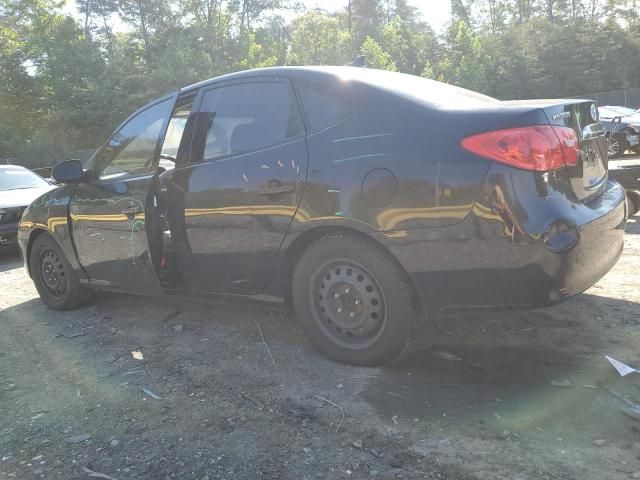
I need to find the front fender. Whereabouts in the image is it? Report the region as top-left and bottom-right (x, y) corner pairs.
(18, 185), (88, 282)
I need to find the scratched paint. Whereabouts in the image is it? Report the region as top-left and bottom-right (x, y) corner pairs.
(333, 133), (395, 143)
(333, 153), (388, 164)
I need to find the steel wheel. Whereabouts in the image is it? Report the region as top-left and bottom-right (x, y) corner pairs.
(311, 260), (387, 349)
(39, 248), (68, 299)
(608, 135), (623, 158)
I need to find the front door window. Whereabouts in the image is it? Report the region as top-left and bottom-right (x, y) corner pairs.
(96, 98), (174, 180)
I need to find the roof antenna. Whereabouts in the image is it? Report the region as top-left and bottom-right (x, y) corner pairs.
(348, 55), (366, 68)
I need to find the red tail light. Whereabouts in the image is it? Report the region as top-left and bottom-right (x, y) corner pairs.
(461, 125), (579, 171)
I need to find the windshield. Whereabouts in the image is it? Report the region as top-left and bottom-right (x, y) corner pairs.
(0, 168), (50, 191)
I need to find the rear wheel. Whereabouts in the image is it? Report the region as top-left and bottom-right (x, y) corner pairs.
(29, 234), (92, 310)
(291, 233), (419, 366)
(608, 134), (627, 159)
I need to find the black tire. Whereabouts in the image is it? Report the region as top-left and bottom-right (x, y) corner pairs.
(608, 134), (627, 159)
(627, 190), (640, 218)
(291, 233), (419, 366)
(29, 234), (92, 310)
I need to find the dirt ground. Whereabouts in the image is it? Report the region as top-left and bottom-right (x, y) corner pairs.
(1, 215), (639, 480)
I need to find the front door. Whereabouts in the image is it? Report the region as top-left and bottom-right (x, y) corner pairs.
(69, 94), (176, 294)
(166, 79), (309, 294)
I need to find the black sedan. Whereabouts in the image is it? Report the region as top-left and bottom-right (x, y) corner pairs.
(1, 165), (55, 250)
(18, 67), (626, 365)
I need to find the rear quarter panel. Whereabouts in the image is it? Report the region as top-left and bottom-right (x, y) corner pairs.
(291, 81), (496, 234)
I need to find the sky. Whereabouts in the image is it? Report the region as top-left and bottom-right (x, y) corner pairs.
(296, 0), (450, 31)
(63, 0), (451, 33)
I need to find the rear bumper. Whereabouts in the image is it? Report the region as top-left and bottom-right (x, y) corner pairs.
(385, 174), (627, 311)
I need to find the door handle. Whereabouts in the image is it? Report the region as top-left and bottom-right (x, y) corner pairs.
(121, 205), (143, 216)
(258, 184), (295, 196)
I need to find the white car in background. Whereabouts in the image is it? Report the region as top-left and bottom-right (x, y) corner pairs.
(0, 165), (55, 250)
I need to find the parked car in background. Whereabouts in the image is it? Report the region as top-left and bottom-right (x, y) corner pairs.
(609, 162), (640, 217)
(598, 105), (640, 158)
(18, 67), (627, 365)
(32, 166), (57, 184)
(1, 165), (56, 250)
(595, 106), (640, 216)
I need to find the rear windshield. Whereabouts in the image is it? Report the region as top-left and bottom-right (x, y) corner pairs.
(0, 168), (49, 191)
(330, 68), (499, 108)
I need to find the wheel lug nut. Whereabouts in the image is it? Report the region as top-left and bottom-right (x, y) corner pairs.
(337, 307), (343, 313)
(345, 288), (351, 294)
(334, 292), (340, 298)
(350, 312), (356, 318)
(354, 299), (360, 305)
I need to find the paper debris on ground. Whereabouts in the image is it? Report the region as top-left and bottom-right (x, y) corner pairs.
(605, 355), (639, 377)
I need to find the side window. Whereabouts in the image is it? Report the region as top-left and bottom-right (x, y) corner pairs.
(194, 81), (303, 163)
(297, 82), (351, 132)
(97, 97), (174, 179)
(160, 100), (194, 169)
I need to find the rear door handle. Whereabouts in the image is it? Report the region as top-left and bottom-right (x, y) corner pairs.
(258, 185), (295, 196)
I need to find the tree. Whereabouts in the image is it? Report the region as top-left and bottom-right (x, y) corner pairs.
(360, 36), (396, 70)
(4, 0), (640, 165)
(439, 21), (491, 93)
(287, 11), (351, 65)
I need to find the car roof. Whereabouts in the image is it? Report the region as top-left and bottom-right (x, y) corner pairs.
(179, 66), (499, 107)
(180, 66), (371, 93)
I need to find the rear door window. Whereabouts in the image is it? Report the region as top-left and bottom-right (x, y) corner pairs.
(297, 82), (352, 132)
(192, 81), (304, 163)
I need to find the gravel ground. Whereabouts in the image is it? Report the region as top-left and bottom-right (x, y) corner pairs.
(0, 215), (639, 480)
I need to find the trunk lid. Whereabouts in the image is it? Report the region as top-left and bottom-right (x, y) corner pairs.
(503, 99), (608, 202)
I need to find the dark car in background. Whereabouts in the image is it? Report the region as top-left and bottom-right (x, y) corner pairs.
(595, 106), (640, 216)
(18, 67), (626, 365)
(0, 165), (55, 250)
(599, 105), (640, 158)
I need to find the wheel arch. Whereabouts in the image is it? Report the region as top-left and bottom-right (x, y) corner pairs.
(281, 225), (424, 316)
(25, 228), (48, 278)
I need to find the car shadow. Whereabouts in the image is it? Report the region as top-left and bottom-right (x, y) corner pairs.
(363, 291), (640, 449)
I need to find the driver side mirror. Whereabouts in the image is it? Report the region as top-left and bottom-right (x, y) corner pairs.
(53, 160), (87, 184)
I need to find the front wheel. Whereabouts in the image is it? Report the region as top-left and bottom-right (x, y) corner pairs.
(291, 233), (419, 366)
(29, 234), (92, 310)
(608, 134), (627, 159)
